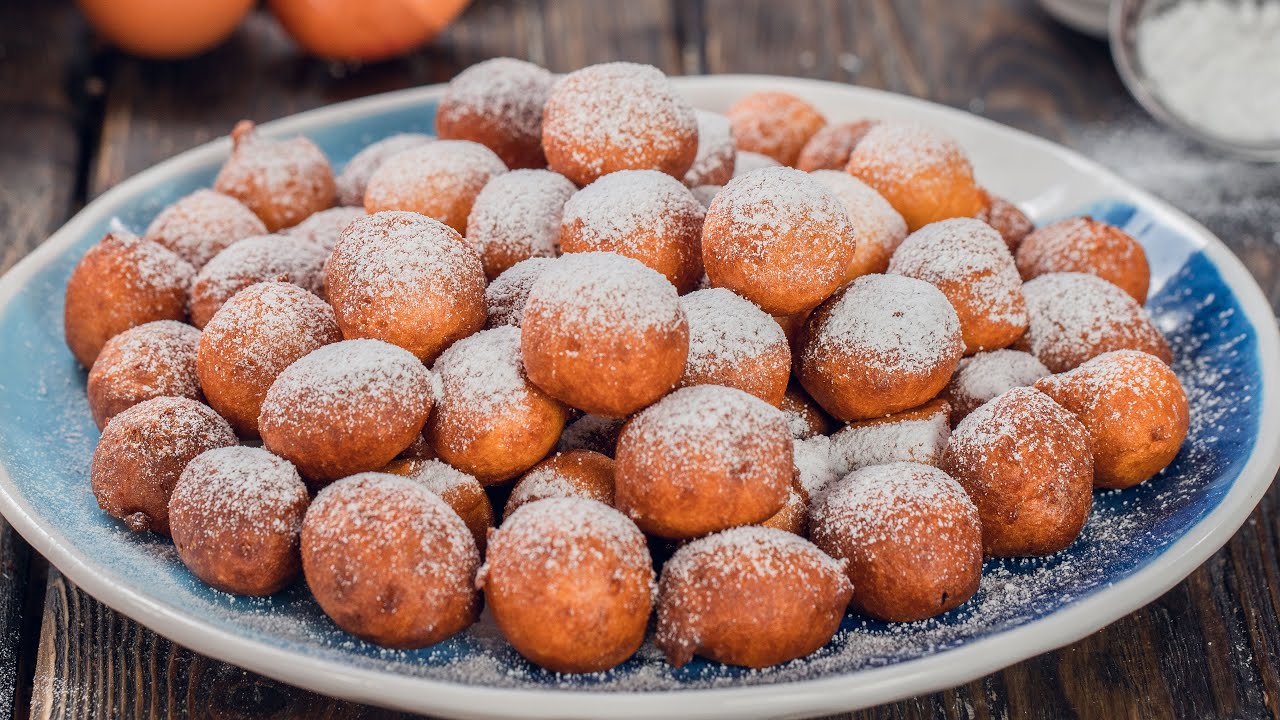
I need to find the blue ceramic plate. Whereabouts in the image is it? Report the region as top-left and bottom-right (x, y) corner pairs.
(0, 77), (1276, 719)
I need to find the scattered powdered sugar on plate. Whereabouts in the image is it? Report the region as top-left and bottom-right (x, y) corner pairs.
(680, 288), (787, 374)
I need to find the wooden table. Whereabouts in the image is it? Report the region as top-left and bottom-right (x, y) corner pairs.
(2, 1), (1278, 717)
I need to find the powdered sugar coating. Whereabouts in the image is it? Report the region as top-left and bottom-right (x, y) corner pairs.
(726, 91), (827, 166)
(1018, 272), (1171, 372)
(506, 454), (613, 515)
(525, 252), (685, 334)
(732, 150), (781, 177)
(282, 206), (366, 251)
(678, 288), (789, 401)
(437, 58), (554, 169)
(945, 349), (1051, 424)
(170, 446), (307, 539)
(485, 257), (556, 328)
(796, 120), (877, 172)
(189, 235), (327, 328)
(1015, 217), (1150, 302)
(466, 169), (575, 279)
(542, 62), (698, 185)
(665, 525), (845, 586)
(811, 462), (977, 549)
(430, 326), (536, 448)
(87, 320), (203, 428)
(398, 458), (481, 498)
(214, 122), (336, 232)
(487, 497), (651, 579)
(976, 192), (1034, 251)
(336, 133), (432, 207)
(144, 189), (268, 268)
(364, 141), (508, 233)
(683, 110), (736, 187)
(828, 405), (952, 476)
(624, 385), (788, 469)
(810, 169), (908, 276)
(848, 121), (974, 190)
(793, 434), (839, 500)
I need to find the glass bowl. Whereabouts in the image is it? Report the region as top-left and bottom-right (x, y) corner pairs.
(1110, 0), (1280, 162)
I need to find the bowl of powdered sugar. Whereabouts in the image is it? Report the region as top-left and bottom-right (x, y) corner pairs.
(1111, 0), (1280, 160)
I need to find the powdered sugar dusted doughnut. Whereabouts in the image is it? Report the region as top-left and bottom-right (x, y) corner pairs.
(259, 339), (434, 485)
(64, 231), (196, 368)
(732, 150), (780, 177)
(561, 170), (705, 293)
(301, 472), (480, 648)
(197, 281), (341, 438)
(484, 257), (556, 329)
(942, 349), (1050, 426)
(847, 121), (987, 232)
(214, 121), (336, 232)
(1016, 216), (1150, 303)
(325, 211), (487, 362)
(168, 446), (309, 596)
(436, 57), (555, 169)
(726, 91), (826, 166)
(466, 169), (575, 280)
(364, 140), (508, 233)
(795, 120), (877, 172)
(615, 385), (792, 539)
(810, 169), (908, 279)
(504, 450), (615, 519)
(702, 166), (857, 316)
(335, 133), (432, 207)
(189, 235), (327, 328)
(480, 498), (653, 673)
(828, 399), (952, 476)
(759, 475), (810, 536)
(683, 110), (736, 187)
(781, 383), (837, 439)
(656, 526), (851, 668)
(282, 206), (366, 251)
(976, 190), (1034, 251)
(1016, 272), (1171, 372)
(793, 434), (839, 501)
(426, 326), (569, 485)
(381, 457), (494, 552)
(941, 386), (1093, 557)
(144, 189), (268, 267)
(889, 217), (1028, 354)
(796, 273), (964, 421)
(678, 288), (790, 406)
(90, 397), (236, 536)
(811, 461), (982, 621)
(542, 62), (698, 186)
(87, 320), (203, 430)
(1035, 350), (1189, 489)
(521, 252), (689, 417)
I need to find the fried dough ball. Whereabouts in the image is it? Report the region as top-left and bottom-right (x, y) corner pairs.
(1016, 272), (1172, 373)
(793, 434), (840, 502)
(87, 320), (203, 430)
(259, 339), (434, 486)
(436, 57), (555, 170)
(889, 218), (1028, 354)
(702, 166), (857, 315)
(325, 211), (487, 363)
(90, 397), (236, 536)
(1016, 216), (1151, 303)
(503, 450), (615, 519)
(335, 133), (432, 207)
(847, 121), (987, 232)
(1035, 350), (1189, 489)
(382, 457), (495, 552)
(480, 498), (653, 673)
(168, 446), (309, 596)
(301, 472), (480, 648)
(64, 232), (196, 368)
(811, 462), (982, 621)
(796, 274), (964, 422)
(189, 235), (327, 329)
(726, 91), (827, 166)
(615, 385), (792, 538)
(795, 120), (877, 172)
(520, 252), (689, 417)
(733, 150), (781, 177)
(542, 62), (698, 186)
(214, 121), (336, 232)
(976, 190), (1034, 252)
(828, 399), (952, 476)
(780, 382), (837, 439)
(197, 281), (341, 438)
(759, 476), (810, 536)
(426, 326), (569, 484)
(810, 169), (908, 280)
(557, 414), (625, 457)
(561, 170), (706, 292)
(683, 110), (736, 187)
(942, 349), (1050, 426)
(363, 140), (508, 234)
(484, 257), (556, 329)
(466, 169), (575, 280)
(678, 288), (790, 406)
(143, 189), (268, 268)
(282, 206), (366, 251)
(655, 526), (851, 668)
(941, 386), (1093, 557)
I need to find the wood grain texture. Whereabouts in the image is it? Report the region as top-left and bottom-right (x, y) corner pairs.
(10, 1), (1280, 719)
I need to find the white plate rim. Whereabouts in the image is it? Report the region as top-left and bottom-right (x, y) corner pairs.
(0, 75), (1276, 720)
